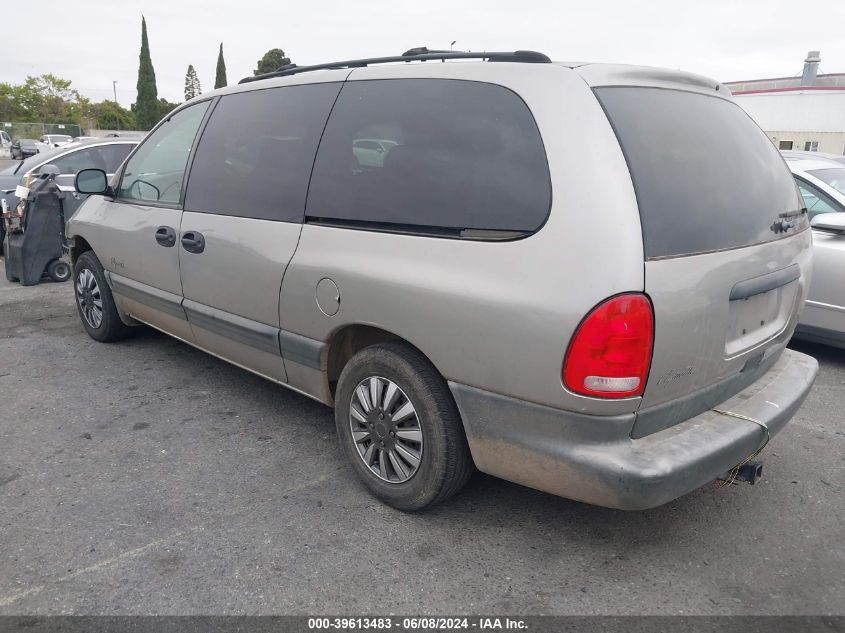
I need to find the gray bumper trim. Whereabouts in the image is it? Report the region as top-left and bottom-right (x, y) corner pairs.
(109, 273), (187, 321)
(182, 299), (281, 356)
(631, 342), (784, 439)
(278, 329), (324, 370)
(449, 348), (818, 510)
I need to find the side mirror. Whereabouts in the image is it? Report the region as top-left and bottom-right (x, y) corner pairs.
(811, 212), (845, 234)
(75, 168), (109, 195)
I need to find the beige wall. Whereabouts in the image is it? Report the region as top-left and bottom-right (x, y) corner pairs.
(764, 131), (845, 155)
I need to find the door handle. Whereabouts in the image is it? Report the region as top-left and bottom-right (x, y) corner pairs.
(155, 226), (177, 247)
(181, 231), (205, 254)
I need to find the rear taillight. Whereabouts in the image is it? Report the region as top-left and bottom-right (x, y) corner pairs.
(563, 293), (654, 399)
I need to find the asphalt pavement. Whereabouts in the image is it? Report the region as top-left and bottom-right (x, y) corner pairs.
(0, 267), (843, 615)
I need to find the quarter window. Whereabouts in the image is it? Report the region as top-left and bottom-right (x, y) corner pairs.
(118, 101), (210, 204)
(184, 83), (342, 222)
(306, 79), (551, 236)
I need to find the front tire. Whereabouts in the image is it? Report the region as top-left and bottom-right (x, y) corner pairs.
(335, 342), (473, 511)
(73, 251), (132, 342)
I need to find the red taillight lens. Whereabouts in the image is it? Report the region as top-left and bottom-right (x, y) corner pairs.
(563, 293), (654, 398)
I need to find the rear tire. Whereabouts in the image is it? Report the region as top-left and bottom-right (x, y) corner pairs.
(335, 342), (473, 511)
(73, 251), (132, 342)
(47, 259), (71, 282)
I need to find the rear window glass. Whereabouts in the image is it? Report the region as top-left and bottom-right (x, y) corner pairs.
(595, 87), (804, 259)
(306, 79), (550, 236)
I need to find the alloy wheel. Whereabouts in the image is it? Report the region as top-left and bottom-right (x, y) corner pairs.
(75, 268), (103, 329)
(349, 376), (423, 483)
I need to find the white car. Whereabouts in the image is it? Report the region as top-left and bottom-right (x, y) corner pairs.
(782, 150), (845, 166)
(35, 134), (74, 152)
(783, 153), (845, 347)
(353, 138), (398, 168)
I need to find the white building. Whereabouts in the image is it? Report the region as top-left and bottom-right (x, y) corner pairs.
(724, 51), (845, 155)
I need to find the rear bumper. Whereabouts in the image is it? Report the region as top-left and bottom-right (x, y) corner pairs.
(449, 348), (818, 510)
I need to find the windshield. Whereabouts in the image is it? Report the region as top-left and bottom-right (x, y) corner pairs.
(19, 140), (36, 147)
(0, 162), (22, 175)
(808, 168), (845, 195)
(48, 135), (72, 143)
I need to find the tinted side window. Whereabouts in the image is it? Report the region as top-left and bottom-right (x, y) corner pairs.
(185, 83), (342, 222)
(48, 148), (108, 174)
(306, 79), (550, 235)
(118, 101), (210, 204)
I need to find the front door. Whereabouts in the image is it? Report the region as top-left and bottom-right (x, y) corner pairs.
(80, 102), (211, 341)
(178, 82), (343, 383)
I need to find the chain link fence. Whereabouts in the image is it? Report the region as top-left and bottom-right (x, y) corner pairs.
(2, 121), (83, 142)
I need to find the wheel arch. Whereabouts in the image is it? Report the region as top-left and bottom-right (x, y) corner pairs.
(69, 235), (93, 265)
(324, 324), (448, 402)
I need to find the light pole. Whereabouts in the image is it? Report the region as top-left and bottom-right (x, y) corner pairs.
(112, 81), (120, 131)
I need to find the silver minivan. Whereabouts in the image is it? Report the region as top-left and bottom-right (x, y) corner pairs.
(68, 50), (818, 511)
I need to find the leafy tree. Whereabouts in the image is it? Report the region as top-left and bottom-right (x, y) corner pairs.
(254, 48), (291, 75)
(92, 100), (136, 130)
(157, 98), (181, 121)
(0, 83), (29, 122)
(184, 64), (202, 101)
(214, 43), (227, 89)
(135, 16), (160, 130)
(0, 75), (87, 124)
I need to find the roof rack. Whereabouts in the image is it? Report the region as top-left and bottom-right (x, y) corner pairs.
(239, 48), (551, 84)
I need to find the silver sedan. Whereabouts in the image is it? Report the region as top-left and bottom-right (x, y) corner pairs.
(783, 152), (845, 347)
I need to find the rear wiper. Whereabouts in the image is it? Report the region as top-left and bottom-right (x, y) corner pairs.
(779, 208), (807, 219)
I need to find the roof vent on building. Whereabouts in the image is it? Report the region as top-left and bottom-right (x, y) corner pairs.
(802, 50), (821, 86)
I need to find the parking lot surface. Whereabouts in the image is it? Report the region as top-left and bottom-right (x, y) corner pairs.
(0, 271), (843, 615)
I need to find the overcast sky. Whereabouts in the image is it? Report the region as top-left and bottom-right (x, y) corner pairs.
(3, 0), (844, 106)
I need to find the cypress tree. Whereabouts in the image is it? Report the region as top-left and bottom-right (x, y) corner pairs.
(214, 43), (228, 89)
(135, 16), (159, 130)
(184, 65), (201, 101)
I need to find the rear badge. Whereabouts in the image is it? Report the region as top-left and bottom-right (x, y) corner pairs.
(771, 209), (807, 234)
(656, 366), (696, 386)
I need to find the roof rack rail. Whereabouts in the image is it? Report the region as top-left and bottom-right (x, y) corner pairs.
(239, 48), (551, 84)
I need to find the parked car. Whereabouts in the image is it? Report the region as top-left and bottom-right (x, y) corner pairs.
(781, 150), (845, 165)
(67, 50), (818, 511)
(783, 153), (845, 347)
(0, 130), (11, 151)
(1, 139), (138, 251)
(9, 139), (38, 159)
(35, 134), (74, 151)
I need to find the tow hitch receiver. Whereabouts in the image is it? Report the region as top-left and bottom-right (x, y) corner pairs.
(718, 460), (764, 486)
